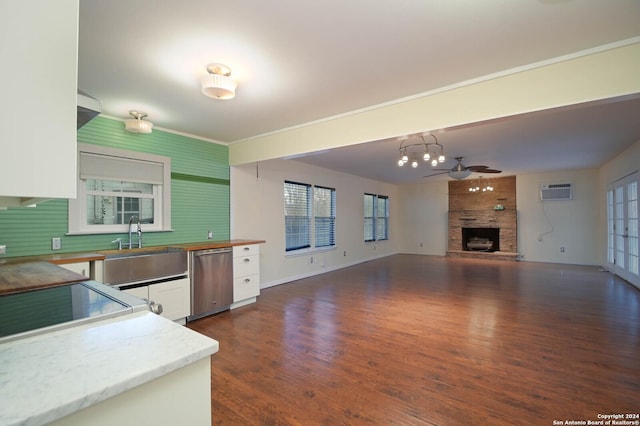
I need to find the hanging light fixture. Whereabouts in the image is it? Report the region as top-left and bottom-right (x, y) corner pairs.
(468, 178), (494, 192)
(396, 133), (445, 168)
(201, 63), (237, 99)
(124, 110), (153, 134)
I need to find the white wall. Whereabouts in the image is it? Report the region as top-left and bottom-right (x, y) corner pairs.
(231, 159), (399, 288)
(397, 170), (602, 265)
(516, 169), (600, 265)
(231, 141), (640, 288)
(397, 181), (449, 255)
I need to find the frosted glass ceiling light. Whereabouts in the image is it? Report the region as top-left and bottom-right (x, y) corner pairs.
(201, 63), (236, 99)
(124, 110), (153, 134)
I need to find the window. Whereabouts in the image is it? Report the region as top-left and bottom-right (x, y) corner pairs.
(68, 144), (171, 234)
(364, 193), (389, 242)
(314, 186), (336, 248)
(284, 181), (311, 251)
(284, 181), (336, 252)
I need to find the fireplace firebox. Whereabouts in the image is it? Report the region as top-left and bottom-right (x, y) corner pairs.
(462, 227), (500, 252)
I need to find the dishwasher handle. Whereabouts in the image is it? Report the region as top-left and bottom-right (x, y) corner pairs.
(194, 248), (232, 256)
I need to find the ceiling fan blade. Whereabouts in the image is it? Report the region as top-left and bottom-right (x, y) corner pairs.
(422, 171), (450, 178)
(466, 165), (502, 173)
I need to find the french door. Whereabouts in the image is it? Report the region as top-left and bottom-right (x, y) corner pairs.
(607, 172), (639, 288)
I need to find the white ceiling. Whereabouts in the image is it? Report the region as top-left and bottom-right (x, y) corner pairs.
(78, 0), (640, 184)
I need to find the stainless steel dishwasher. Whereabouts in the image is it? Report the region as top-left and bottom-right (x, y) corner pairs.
(188, 247), (233, 321)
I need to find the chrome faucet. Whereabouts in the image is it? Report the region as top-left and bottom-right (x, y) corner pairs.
(128, 215), (142, 249)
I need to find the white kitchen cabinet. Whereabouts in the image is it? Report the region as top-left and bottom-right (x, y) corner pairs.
(232, 244), (260, 307)
(58, 261), (91, 278)
(122, 286), (149, 300)
(0, 0), (79, 207)
(149, 277), (191, 321)
(49, 352), (212, 426)
(122, 277), (191, 322)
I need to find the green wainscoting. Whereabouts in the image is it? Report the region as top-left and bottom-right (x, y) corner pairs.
(0, 117), (229, 258)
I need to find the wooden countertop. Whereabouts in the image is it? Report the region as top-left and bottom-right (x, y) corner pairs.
(171, 239), (265, 251)
(0, 239), (265, 296)
(1, 239), (266, 265)
(0, 261), (89, 296)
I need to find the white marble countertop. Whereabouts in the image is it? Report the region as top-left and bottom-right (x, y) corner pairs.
(0, 311), (219, 426)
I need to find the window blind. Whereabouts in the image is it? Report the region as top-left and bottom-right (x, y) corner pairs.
(284, 181), (311, 251)
(79, 152), (164, 184)
(314, 186), (336, 248)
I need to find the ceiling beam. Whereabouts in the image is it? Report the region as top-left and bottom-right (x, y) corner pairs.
(229, 41), (640, 166)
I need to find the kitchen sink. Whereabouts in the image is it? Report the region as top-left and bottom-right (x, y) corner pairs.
(103, 248), (188, 286)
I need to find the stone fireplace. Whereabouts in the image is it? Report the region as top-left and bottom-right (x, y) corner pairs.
(447, 175), (518, 261)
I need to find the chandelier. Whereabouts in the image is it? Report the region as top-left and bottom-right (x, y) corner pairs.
(468, 178), (493, 192)
(397, 133), (445, 168)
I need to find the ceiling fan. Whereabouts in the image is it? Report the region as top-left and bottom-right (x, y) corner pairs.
(424, 157), (502, 180)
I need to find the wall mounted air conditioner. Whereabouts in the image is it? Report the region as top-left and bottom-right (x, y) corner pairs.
(540, 183), (573, 201)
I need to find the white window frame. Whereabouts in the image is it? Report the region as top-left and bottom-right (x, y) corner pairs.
(284, 181), (336, 254)
(364, 193), (389, 242)
(68, 144), (172, 235)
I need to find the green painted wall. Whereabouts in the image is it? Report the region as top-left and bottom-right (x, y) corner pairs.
(0, 117), (229, 258)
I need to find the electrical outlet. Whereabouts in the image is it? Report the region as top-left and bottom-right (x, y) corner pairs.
(309, 256), (314, 264)
(207, 230), (213, 240)
(0, 245), (6, 255)
(52, 238), (61, 250)
(343, 251), (347, 257)
(560, 247), (565, 253)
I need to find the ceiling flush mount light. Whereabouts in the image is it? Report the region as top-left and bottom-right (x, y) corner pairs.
(201, 63), (236, 99)
(124, 110), (153, 133)
(397, 133), (445, 168)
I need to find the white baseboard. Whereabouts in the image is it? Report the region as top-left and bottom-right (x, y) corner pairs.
(260, 252), (396, 290)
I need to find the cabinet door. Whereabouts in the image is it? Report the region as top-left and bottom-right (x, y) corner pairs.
(148, 278), (190, 321)
(0, 0), (78, 205)
(58, 262), (90, 278)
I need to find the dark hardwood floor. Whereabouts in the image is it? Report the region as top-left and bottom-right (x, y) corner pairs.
(187, 255), (640, 425)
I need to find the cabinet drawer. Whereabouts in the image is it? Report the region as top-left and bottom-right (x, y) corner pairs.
(122, 286), (148, 300)
(233, 274), (260, 302)
(233, 254), (259, 276)
(233, 244), (259, 257)
(149, 278), (190, 321)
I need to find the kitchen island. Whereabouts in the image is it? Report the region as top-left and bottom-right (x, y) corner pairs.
(0, 310), (218, 426)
